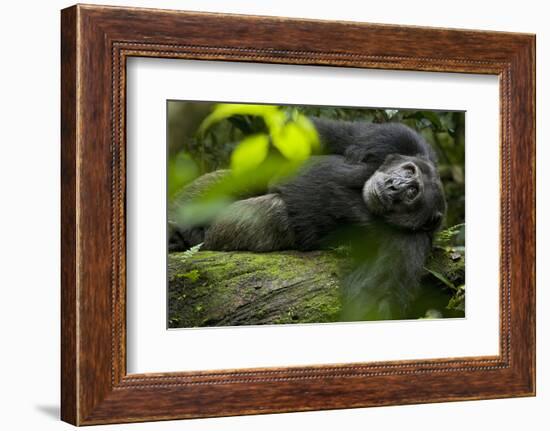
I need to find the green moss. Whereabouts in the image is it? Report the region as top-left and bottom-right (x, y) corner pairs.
(168, 250), (345, 327)
(168, 247), (464, 327)
(176, 269), (201, 282)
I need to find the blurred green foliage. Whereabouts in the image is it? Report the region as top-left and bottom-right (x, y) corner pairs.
(168, 102), (465, 232)
(199, 103), (320, 171)
(168, 102), (466, 315)
(426, 224), (466, 313)
(169, 102), (322, 227)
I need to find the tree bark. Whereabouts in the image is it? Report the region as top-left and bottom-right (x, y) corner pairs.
(168, 250), (345, 327)
(168, 247), (465, 328)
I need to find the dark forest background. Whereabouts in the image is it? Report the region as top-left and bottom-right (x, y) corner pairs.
(168, 101), (465, 235)
(167, 102), (466, 322)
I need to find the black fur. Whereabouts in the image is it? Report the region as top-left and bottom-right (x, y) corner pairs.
(269, 156), (374, 250)
(204, 194), (295, 252)
(169, 119), (446, 321)
(312, 117), (438, 166)
(270, 152), (445, 321)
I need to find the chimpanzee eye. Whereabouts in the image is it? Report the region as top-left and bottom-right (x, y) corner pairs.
(402, 164), (416, 177)
(405, 186), (418, 199)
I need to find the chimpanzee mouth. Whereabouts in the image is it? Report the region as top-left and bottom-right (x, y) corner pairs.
(374, 186), (391, 208)
(363, 180), (390, 214)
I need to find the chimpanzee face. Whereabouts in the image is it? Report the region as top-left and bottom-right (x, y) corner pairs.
(362, 154), (446, 232)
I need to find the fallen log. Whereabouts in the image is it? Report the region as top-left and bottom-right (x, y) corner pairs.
(168, 247), (465, 328)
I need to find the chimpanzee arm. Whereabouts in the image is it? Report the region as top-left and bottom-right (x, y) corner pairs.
(311, 117), (437, 166)
(340, 226), (432, 321)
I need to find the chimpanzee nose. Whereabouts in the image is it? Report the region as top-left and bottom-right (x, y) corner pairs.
(390, 178), (404, 190)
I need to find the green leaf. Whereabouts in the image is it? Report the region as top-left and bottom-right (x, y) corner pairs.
(198, 104), (280, 136)
(447, 287), (465, 311)
(385, 109), (398, 119)
(272, 122), (312, 161)
(434, 223), (465, 248)
(262, 110), (287, 137)
(419, 309), (443, 319)
(424, 267), (456, 290)
(230, 134), (270, 174)
(418, 111), (443, 130)
(180, 243), (203, 263)
(167, 152), (199, 200)
(181, 269), (200, 282)
(436, 131), (454, 149)
(294, 114), (320, 152)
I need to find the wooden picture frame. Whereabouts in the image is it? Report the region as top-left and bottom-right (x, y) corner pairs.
(61, 4), (536, 425)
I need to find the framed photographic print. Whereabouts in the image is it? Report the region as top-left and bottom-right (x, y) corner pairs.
(61, 4), (535, 425)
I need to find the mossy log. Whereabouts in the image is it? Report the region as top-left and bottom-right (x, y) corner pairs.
(168, 247), (464, 328)
(168, 251), (344, 328)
